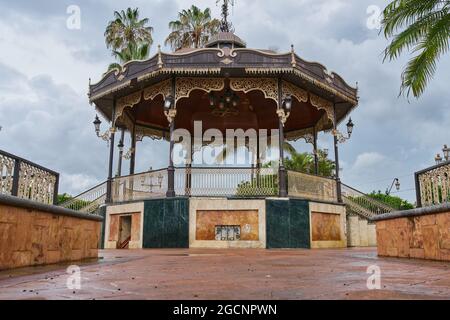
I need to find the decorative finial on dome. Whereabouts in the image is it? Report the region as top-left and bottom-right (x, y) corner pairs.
(157, 45), (163, 69)
(217, 0), (236, 33)
(290, 44), (296, 67)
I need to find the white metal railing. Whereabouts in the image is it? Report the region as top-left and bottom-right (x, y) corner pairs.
(175, 167), (278, 197)
(287, 170), (337, 202)
(341, 183), (396, 218)
(59, 181), (107, 214)
(112, 169), (168, 202)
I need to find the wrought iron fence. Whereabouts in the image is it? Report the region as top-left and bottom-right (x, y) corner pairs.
(175, 166), (278, 197)
(0, 149), (59, 205)
(287, 170), (337, 203)
(59, 181), (107, 213)
(341, 183), (395, 218)
(415, 161), (450, 207)
(111, 169), (168, 202)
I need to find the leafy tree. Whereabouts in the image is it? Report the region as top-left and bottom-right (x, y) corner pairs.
(381, 0), (450, 98)
(57, 193), (72, 204)
(368, 190), (415, 210)
(284, 143), (335, 177)
(165, 5), (220, 51)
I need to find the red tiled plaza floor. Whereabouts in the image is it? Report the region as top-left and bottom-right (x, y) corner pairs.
(0, 248), (449, 300)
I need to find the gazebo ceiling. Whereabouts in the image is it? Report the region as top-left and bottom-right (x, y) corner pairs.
(123, 88), (327, 137)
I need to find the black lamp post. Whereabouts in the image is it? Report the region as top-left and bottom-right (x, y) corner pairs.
(165, 90), (176, 197)
(435, 153), (443, 165)
(116, 134), (125, 177)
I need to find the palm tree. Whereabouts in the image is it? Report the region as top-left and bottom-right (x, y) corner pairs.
(381, 0), (450, 98)
(105, 8), (153, 53)
(107, 42), (150, 72)
(212, 140), (334, 177)
(283, 145), (335, 177)
(165, 5), (220, 51)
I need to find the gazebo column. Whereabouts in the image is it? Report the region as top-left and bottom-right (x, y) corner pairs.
(106, 99), (116, 203)
(333, 103), (343, 203)
(184, 135), (193, 196)
(313, 128), (319, 175)
(129, 122), (136, 175)
(256, 137), (261, 168)
(166, 78), (176, 198)
(277, 79), (288, 197)
(116, 129), (125, 177)
(255, 137), (261, 188)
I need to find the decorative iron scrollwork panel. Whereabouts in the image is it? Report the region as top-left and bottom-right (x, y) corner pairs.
(230, 78), (279, 105)
(175, 78), (225, 103)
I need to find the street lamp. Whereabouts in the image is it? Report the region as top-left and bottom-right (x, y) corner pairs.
(386, 178), (400, 195)
(346, 118), (354, 138)
(164, 95), (174, 110)
(442, 144), (450, 162)
(282, 95), (292, 112)
(117, 139), (124, 153)
(435, 153), (443, 165)
(276, 95), (292, 125)
(163, 95), (177, 124)
(93, 115), (101, 136)
(93, 114), (113, 145)
(333, 118), (355, 143)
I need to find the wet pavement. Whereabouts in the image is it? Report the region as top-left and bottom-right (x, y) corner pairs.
(0, 248), (449, 300)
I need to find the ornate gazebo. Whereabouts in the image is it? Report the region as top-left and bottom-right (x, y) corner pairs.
(88, 31), (359, 250)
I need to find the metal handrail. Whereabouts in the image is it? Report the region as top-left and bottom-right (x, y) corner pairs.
(59, 181), (107, 213)
(59, 180), (106, 205)
(341, 183), (396, 216)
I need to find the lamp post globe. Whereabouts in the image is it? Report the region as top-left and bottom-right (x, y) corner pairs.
(442, 144), (450, 161)
(395, 178), (400, 191)
(346, 118), (354, 137)
(93, 115), (101, 136)
(435, 153), (443, 165)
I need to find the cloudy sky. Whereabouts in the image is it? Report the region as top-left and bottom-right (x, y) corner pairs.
(0, 0), (449, 202)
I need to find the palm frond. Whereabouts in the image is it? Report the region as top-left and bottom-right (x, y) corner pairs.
(381, 0), (449, 97)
